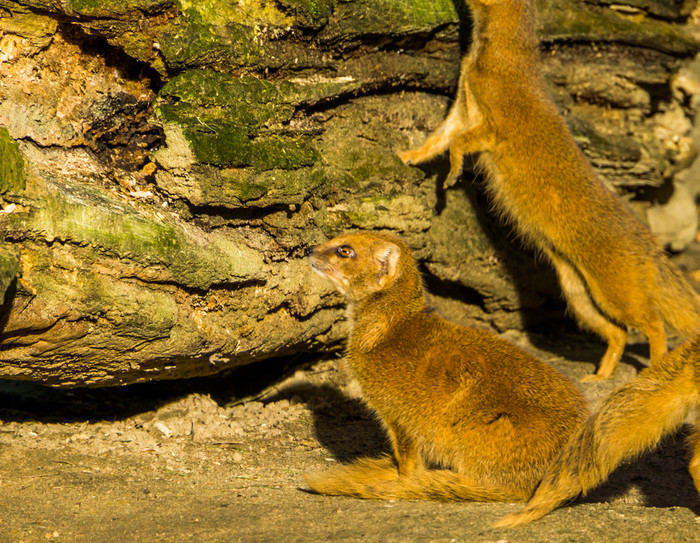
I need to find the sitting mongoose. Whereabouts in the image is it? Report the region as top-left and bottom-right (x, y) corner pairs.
(304, 231), (589, 501)
(397, 0), (700, 380)
(495, 335), (700, 527)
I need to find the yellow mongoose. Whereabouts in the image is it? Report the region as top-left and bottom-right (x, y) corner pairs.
(398, 0), (700, 380)
(495, 335), (700, 527)
(304, 231), (589, 501)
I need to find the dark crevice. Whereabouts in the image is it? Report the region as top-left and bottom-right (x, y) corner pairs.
(291, 80), (456, 121)
(43, 22), (167, 172)
(637, 81), (674, 113)
(0, 352), (317, 422)
(631, 176), (676, 206)
(58, 21), (164, 90)
(421, 267), (488, 313)
(189, 202), (301, 225)
(321, 25), (460, 56)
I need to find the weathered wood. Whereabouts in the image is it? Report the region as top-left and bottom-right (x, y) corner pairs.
(0, 0), (698, 385)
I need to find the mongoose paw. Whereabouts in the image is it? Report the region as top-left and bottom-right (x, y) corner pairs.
(579, 372), (610, 383)
(396, 149), (415, 165)
(443, 168), (462, 189)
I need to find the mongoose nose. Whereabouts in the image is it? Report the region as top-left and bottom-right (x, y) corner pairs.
(304, 246), (314, 257)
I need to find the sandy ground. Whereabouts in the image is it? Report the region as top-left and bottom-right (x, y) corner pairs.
(0, 326), (699, 543)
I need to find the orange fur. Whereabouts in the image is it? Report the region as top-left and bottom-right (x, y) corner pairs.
(398, 0), (700, 380)
(304, 231), (588, 500)
(495, 335), (700, 527)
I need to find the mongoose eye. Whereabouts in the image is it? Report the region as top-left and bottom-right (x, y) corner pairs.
(335, 245), (355, 258)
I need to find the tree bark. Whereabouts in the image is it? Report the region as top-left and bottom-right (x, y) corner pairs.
(0, 0), (699, 385)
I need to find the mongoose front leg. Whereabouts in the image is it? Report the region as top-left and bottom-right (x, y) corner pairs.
(644, 319), (668, 367)
(444, 123), (496, 187)
(398, 68), (485, 168)
(397, 91), (468, 167)
(387, 423), (423, 477)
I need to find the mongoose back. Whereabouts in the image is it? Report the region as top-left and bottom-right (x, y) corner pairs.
(495, 335), (700, 527)
(398, 0), (700, 380)
(304, 231), (589, 501)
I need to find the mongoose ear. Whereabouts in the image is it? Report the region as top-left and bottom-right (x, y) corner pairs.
(374, 241), (401, 289)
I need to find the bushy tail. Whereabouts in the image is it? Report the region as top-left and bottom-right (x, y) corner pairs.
(653, 257), (700, 337)
(495, 339), (700, 528)
(305, 455), (527, 502)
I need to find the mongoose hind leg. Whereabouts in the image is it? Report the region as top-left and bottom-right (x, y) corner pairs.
(545, 250), (627, 381)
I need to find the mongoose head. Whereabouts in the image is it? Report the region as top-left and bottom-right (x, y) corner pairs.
(305, 231), (406, 302)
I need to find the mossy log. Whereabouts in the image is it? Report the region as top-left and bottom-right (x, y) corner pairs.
(0, 0), (699, 385)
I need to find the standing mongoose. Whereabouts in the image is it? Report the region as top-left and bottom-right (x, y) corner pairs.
(304, 231), (589, 501)
(495, 334), (700, 527)
(397, 0), (700, 380)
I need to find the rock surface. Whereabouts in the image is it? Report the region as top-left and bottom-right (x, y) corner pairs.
(0, 0), (699, 385)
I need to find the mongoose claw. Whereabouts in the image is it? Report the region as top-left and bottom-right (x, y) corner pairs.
(396, 149), (416, 166)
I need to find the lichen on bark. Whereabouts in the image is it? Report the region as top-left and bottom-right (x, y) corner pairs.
(0, 0), (699, 386)
(0, 126), (26, 196)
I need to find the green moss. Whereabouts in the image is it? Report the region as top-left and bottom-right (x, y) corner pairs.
(0, 245), (20, 303)
(226, 166), (328, 202)
(67, 0), (174, 17)
(219, 177), (270, 203)
(159, 73), (295, 128)
(159, 0), (459, 71)
(159, 11), (265, 71)
(95, 282), (178, 340)
(342, 211), (377, 227)
(350, 162), (387, 183)
(0, 126), (26, 196)
(176, 163), (330, 207)
(156, 70), (362, 170)
(159, 70), (359, 126)
(173, 0), (291, 27)
(157, 112), (318, 170)
(27, 247), (179, 340)
(292, 0), (335, 20)
(0, 7), (58, 44)
(34, 188), (182, 260)
(276, 0), (336, 25)
(331, 0), (456, 36)
(12, 178), (263, 290)
(359, 195), (393, 208)
(183, 124), (317, 170)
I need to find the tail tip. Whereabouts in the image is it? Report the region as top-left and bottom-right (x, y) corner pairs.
(492, 507), (547, 529)
(492, 511), (530, 529)
(303, 470), (332, 494)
